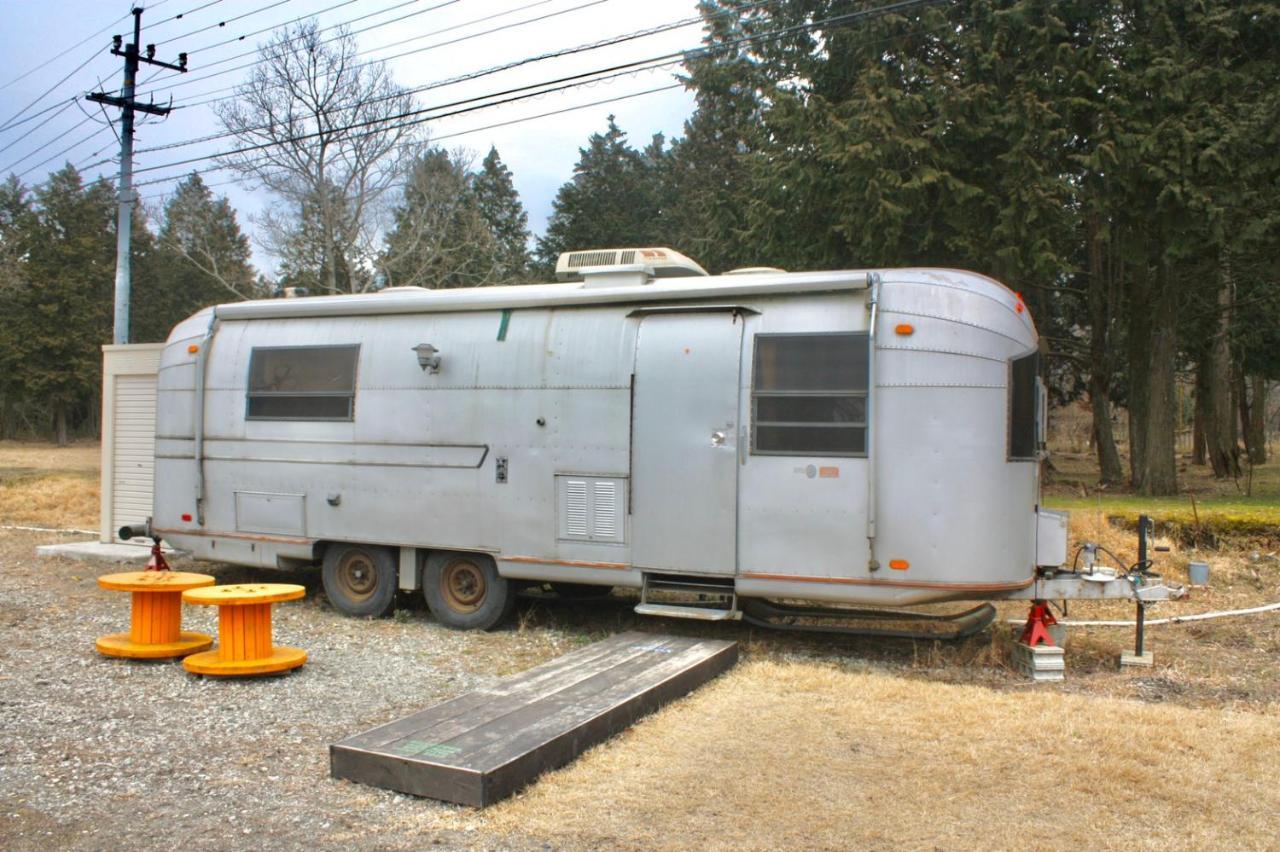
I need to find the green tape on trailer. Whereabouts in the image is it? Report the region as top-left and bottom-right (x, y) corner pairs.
(497, 309), (511, 341)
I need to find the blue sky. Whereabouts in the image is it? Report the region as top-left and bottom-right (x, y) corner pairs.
(0, 0), (704, 274)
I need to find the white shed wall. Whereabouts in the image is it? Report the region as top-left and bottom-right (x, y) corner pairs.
(100, 343), (163, 542)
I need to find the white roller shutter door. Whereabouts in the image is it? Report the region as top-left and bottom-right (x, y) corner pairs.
(111, 374), (156, 531)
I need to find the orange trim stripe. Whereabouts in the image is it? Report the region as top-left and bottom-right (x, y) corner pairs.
(739, 572), (1035, 592)
(500, 556), (631, 571)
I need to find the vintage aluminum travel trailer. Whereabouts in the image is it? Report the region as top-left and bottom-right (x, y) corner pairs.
(136, 248), (1179, 632)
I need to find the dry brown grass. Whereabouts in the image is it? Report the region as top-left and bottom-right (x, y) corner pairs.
(0, 441), (99, 529)
(0, 440), (98, 473)
(456, 659), (1280, 850)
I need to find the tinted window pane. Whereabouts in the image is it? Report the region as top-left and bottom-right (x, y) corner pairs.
(756, 395), (866, 424)
(249, 346), (357, 394)
(1009, 351), (1038, 459)
(754, 333), (868, 392)
(246, 345), (358, 421)
(756, 425), (865, 455)
(246, 394), (352, 420)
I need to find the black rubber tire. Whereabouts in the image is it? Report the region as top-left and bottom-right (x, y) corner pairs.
(321, 543), (397, 618)
(549, 582), (614, 600)
(422, 551), (514, 631)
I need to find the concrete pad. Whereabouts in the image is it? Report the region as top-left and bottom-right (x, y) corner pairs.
(36, 540), (185, 564)
(1120, 650), (1155, 668)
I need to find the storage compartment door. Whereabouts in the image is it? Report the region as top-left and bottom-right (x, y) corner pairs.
(631, 314), (742, 575)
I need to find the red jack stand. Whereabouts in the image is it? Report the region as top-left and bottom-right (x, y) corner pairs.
(1018, 601), (1057, 647)
(145, 537), (171, 572)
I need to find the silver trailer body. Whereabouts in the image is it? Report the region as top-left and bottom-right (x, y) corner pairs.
(151, 266), (1062, 608)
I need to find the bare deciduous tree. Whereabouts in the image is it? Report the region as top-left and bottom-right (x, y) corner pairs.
(215, 21), (420, 294)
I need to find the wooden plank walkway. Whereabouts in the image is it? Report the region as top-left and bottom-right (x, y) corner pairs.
(330, 631), (738, 807)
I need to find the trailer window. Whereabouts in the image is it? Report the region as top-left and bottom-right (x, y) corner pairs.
(1008, 350), (1039, 460)
(751, 332), (868, 456)
(246, 345), (359, 421)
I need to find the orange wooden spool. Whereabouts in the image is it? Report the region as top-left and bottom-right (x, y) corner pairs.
(181, 583), (307, 677)
(95, 571), (215, 659)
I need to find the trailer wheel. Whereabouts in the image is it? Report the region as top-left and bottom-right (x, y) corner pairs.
(322, 543), (397, 618)
(423, 552), (514, 631)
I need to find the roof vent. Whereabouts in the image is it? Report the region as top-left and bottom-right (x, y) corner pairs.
(555, 247), (708, 284)
(725, 266), (786, 275)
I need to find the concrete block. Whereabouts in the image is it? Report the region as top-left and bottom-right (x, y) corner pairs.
(1012, 640), (1064, 682)
(1119, 650), (1154, 668)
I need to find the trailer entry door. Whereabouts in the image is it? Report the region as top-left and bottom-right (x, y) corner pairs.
(631, 313), (743, 575)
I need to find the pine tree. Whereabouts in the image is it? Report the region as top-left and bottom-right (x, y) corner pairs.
(381, 148), (500, 289)
(10, 165), (115, 443)
(534, 116), (666, 273)
(472, 147), (530, 284)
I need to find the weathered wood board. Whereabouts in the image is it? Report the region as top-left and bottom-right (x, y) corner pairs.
(330, 631), (738, 807)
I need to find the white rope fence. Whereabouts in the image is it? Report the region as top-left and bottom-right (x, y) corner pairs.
(1008, 602), (1280, 628)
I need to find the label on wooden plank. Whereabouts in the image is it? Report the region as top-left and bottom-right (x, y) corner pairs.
(330, 632), (738, 807)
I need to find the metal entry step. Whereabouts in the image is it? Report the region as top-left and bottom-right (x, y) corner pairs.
(636, 574), (742, 622)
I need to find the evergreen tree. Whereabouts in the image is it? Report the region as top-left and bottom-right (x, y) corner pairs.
(381, 148), (500, 289)
(9, 165), (115, 443)
(472, 147), (531, 283)
(534, 117), (666, 273)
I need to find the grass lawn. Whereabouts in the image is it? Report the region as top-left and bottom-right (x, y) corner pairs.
(1045, 451), (1280, 543)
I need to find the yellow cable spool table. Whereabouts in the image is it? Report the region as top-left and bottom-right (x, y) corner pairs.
(95, 571), (216, 659)
(181, 583), (308, 677)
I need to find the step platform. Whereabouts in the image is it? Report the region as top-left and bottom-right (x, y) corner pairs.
(330, 632), (738, 807)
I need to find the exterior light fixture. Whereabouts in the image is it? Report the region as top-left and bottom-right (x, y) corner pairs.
(413, 343), (441, 373)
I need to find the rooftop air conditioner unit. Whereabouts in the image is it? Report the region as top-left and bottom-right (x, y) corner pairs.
(555, 247), (708, 284)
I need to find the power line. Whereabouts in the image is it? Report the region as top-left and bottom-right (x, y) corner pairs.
(136, 0), (568, 99)
(0, 48), (107, 133)
(154, 0), (294, 46)
(136, 0), (944, 169)
(14, 124), (116, 180)
(53, 0), (953, 200)
(0, 110), (101, 175)
(137, 1), (760, 153)
(0, 11), (130, 93)
(137, 82), (685, 200)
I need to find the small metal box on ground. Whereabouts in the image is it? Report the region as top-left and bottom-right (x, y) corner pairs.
(330, 632), (738, 807)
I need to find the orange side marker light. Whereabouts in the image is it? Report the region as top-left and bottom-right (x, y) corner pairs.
(188, 344), (200, 354)
(894, 323), (914, 336)
(889, 559), (909, 571)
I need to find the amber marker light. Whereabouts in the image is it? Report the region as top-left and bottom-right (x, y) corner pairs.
(187, 344), (199, 354)
(889, 559), (909, 570)
(894, 323), (914, 336)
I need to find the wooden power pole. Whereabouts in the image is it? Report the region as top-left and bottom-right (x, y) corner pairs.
(86, 6), (187, 345)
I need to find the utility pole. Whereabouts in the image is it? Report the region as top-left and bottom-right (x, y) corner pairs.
(86, 6), (187, 345)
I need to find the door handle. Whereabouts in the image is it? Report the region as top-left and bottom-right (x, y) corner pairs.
(710, 430), (727, 447)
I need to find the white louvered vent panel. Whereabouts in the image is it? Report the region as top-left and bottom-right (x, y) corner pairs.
(593, 481), (617, 538)
(111, 373), (157, 531)
(564, 480), (590, 537)
(556, 475), (626, 543)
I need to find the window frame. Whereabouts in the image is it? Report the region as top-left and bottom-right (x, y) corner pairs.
(245, 343), (360, 422)
(1007, 349), (1039, 461)
(750, 331), (869, 458)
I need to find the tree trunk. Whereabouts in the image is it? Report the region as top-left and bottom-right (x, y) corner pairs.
(1129, 267), (1178, 495)
(1127, 268), (1150, 489)
(1245, 374), (1268, 464)
(54, 404), (68, 447)
(1086, 216), (1124, 484)
(1200, 264), (1239, 478)
(1191, 377), (1206, 465)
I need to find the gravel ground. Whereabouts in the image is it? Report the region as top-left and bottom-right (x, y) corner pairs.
(0, 531), (584, 850)
(4, 527), (1278, 850)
